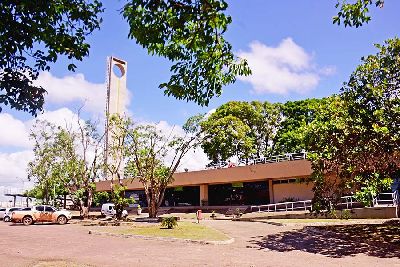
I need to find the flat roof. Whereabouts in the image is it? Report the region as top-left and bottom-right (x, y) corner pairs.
(96, 159), (312, 191)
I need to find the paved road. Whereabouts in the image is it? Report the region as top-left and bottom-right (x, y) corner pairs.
(0, 220), (399, 267)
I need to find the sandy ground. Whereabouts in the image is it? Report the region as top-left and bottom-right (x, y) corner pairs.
(0, 219), (399, 267)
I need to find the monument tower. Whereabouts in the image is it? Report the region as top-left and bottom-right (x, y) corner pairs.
(104, 56), (128, 180)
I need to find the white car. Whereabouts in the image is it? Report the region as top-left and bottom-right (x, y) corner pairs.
(101, 203), (128, 218)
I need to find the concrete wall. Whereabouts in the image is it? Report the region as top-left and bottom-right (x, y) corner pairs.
(273, 182), (314, 203)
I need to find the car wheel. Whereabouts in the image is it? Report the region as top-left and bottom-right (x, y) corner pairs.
(57, 215), (67, 225)
(22, 216), (33, 226)
(3, 216), (10, 222)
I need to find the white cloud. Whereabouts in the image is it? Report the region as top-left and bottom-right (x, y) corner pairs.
(0, 150), (34, 186)
(0, 110), (209, 192)
(0, 113), (31, 148)
(147, 120), (209, 172)
(0, 151), (35, 203)
(34, 71), (108, 114)
(0, 108), (96, 192)
(0, 108), (83, 150)
(238, 38), (335, 95)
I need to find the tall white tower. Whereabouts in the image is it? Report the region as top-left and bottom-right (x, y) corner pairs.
(104, 57), (128, 181)
(106, 56), (128, 115)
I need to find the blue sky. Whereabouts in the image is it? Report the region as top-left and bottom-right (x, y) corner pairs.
(25, 0), (400, 124)
(0, 0), (399, 191)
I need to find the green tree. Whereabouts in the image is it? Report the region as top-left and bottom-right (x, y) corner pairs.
(105, 114), (134, 219)
(28, 117), (105, 218)
(120, 118), (203, 218)
(273, 98), (325, 155)
(306, 39), (400, 216)
(0, 0), (103, 115)
(122, 0), (251, 106)
(200, 101), (281, 162)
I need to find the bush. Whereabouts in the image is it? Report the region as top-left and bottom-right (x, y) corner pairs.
(341, 209), (352, 220)
(161, 216), (178, 229)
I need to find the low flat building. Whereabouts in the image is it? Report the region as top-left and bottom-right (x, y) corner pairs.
(96, 158), (314, 207)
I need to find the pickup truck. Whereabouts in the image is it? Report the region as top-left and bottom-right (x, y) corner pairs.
(11, 205), (72, 226)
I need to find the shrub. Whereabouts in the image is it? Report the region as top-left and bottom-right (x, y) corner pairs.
(329, 208), (338, 219)
(341, 209), (352, 220)
(161, 216), (178, 229)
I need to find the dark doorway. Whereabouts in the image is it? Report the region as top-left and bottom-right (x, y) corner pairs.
(208, 181), (269, 206)
(163, 186), (200, 207)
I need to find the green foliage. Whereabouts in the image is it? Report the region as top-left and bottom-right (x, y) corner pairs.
(28, 118), (104, 217)
(200, 101), (281, 161)
(110, 115), (203, 218)
(341, 209), (352, 220)
(274, 98), (327, 154)
(93, 191), (110, 206)
(161, 216), (178, 229)
(329, 208), (338, 219)
(353, 175), (392, 206)
(110, 184), (135, 220)
(122, 0), (251, 106)
(329, 209), (351, 220)
(333, 0), (384, 28)
(0, 0), (103, 115)
(199, 99), (326, 162)
(307, 38), (400, 210)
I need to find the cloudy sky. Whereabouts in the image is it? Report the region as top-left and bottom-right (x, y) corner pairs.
(0, 1), (399, 197)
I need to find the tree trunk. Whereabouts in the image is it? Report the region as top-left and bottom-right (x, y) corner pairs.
(148, 196), (158, 218)
(396, 204), (399, 218)
(81, 206), (89, 218)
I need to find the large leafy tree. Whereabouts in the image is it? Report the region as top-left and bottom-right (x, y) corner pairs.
(0, 0), (103, 115)
(113, 116), (203, 218)
(122, 0), (251, 106)
(200, 101), (281, 162)
(306, 39), (400, 216)
(28, 118), (105, 217)
(273, 98), (327, 155)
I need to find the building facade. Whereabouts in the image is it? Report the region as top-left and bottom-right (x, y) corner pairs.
(96, 159), (314, 207)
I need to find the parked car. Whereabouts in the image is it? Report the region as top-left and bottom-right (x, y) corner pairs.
(3, 207), (22, 222)
(101, 203), (128, 218)
(0, 208), (6, 220)
(11, 205), (72, 226)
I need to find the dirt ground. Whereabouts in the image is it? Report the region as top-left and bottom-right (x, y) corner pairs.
(0, 219), (399, 267)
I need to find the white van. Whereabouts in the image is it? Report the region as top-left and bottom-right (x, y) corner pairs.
(101, 203), (128, 218)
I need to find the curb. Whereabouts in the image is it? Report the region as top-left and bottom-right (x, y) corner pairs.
(88, 230), (235, 245)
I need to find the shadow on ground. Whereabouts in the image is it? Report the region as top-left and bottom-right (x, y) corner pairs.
(248, 220), (400, 258)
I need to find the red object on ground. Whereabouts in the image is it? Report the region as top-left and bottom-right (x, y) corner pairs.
(196, 210), (202, 220)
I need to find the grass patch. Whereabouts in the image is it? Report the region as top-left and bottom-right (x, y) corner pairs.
(100, 221), (230, 241)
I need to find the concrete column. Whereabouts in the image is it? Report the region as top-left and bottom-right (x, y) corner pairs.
(268, 179), (274, 204)
(199, 184), (209, 206)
